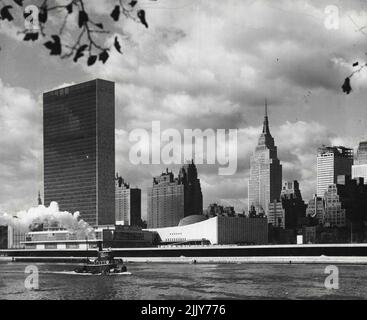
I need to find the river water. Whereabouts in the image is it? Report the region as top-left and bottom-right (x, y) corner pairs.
(0, 262), (366, 299)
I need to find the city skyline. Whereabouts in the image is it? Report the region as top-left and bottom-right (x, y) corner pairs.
(1, 76), (367, 220)
(1, 0), (367, 218)
(41, 78), (367, 223)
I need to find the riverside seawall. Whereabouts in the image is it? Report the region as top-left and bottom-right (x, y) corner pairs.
(2, 244), (367, 264)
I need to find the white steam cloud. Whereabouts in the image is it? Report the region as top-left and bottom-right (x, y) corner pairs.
(0, 201), (95, 239)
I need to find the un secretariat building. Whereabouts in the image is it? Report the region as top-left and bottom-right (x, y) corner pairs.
(43, 79), (115, 226)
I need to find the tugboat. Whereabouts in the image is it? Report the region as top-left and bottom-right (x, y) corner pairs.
(74, 244), (127, 275)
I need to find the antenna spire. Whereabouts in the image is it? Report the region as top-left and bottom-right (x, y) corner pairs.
(262, 99), (270, 134)
(37, 191), (42, 206)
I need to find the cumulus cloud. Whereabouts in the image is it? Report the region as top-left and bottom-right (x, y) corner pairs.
(0, 79), (42, 213)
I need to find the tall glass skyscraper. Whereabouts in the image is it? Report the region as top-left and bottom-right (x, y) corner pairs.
(248, 101), (282, 215)
(43, 79), (115, 226)
(316, 146), (353, 197)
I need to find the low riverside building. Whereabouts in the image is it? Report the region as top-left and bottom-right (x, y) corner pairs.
(103, 225), (159, 248)
(21, 225), (158, 250)
(147, 215), (268, 245)
(21, 229), (101, 250)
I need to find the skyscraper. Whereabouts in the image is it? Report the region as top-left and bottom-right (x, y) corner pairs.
(306, 195), (324, 225)
(147, 161), (203, 228)
(0, 226), (7, 249)
(280, 181), (306, 229)
(115, 174), (141, 226)
(316, 146), (353, 197)
(248, 101), (282, 215)
(267, 181), (306, 230)
(323, 184), (346, 227)
(43, 79), (115, 226)
(352, 141), (367, 183)
(147, 170), (184, 228)
(356, 141), (367, 164)
(178, 161), (203, 216)
(267, 200), (285, 228)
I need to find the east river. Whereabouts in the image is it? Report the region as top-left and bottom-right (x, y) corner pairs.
(0, 262), (366, 299)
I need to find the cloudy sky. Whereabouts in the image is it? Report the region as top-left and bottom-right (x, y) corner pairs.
(1, 0), (367, 218)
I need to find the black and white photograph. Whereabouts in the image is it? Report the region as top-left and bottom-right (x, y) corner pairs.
(0, 0), (367, 308)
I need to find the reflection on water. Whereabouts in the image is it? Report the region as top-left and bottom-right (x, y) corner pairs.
(0, 262), (366, 300)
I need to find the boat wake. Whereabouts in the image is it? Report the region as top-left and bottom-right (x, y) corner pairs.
(43, 271), (132, 276)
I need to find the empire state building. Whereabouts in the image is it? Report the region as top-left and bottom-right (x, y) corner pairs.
(248, 101), (282, 215)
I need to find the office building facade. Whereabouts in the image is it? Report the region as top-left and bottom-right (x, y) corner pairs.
(316, 146), (353, 197)
(352, 141), (367, 183)
(115, 174), (141, 226)
(280, 181), (307, 229)
(248, 101), (282, 215)
(43, 79), (115, 226)
(336, 175), (367, 225)
(147, 161), (203, 228)
(147, 170), (185, 228)
(178, 161), (203, 216)
(306, 195), (325, 225)
(267, 200), (285, 228)
(323, 184), (346, 227)
(0, 226), (8, 249)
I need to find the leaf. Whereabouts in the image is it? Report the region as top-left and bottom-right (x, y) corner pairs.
(99, 50), (109, 64)
(38, 5), (48, 23)
(110, 5), (120, 21)
(342, 77), (352, 95)
(114, 36), (122, 53)
(73, 44), (88, 62)
(13, 0), (23, 7)
(87, 55), (97, 66)
(137, 10), (148, 28)
(1, 5), (14, 21)
(23, 32), (39, 41)
(44, 35), (61, 55)
(78, 10), (88, 28)
(95, 23), (104, 29)
(129, 0), (138, 7)
(66, 3), (73, 14)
